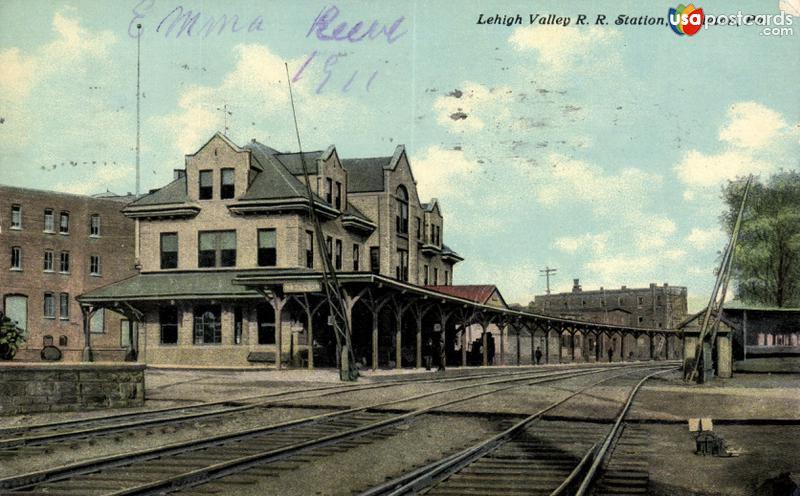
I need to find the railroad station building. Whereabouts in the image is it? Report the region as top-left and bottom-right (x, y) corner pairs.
(78, 133), (463, 367)
(77, 133), (680, 369)
(0, 186), (137, 361)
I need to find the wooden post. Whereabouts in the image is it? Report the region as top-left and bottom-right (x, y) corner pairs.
(415, 312), (423, 368)
(570, 331), (576, 363)
(649, 333), (655, 360)
(666, 334), (672, 360)
(544, 325), (550, 364)
(395, 312), (402, 369)
(81, 306), (95, 362)
(499, 323), (505, 366)
(371, 310), (379, 371)
(595, 331), (600, 362)
(461, 324), (468, 367)
(516, 323), (521, 366)
(620, 332), (627, 362)
(271, 295), (287, 370)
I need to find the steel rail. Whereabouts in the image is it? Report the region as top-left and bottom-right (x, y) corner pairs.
(357, 364), (676, 496)
(0, 364), (610, 449)
(1, 365), (630, 491)
(572, 367), (673, 496)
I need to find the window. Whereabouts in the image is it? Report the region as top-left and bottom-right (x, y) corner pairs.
(199, 170), (213, 199)
(444, 270), (450, 285)
(305, 231), (314, 268)
(43, 250), (53, 272)
(10, 246), (21, 270)
(44, 209), (54, 232)
(637, 316), (644, 324)
(160, 233), (178, 269)
(335, 239), (342, 270)
(89, 214), (101, 236)
(43, 293), (55, 319)
(234, 306), (243, 345)
(59, 212), (69, 234)
(257, 229), (277, 267)
(121, 319), (131, 347)
(59, 293), (69, 320)
(423, 265), (429, 285)
(89, 255), (101, 276)
(416, 217), (422, 239)
(198, 231), (236, 268)
(90, 309), (105, 333)
(257, 304), (275, 344)
(59, 251), (70, 273)
(370, 247), (380, 274)
(59, 335), (68, 347)
(325, 177), (333, 204)
(352, 244), (360, 271)
(11, 205), (21, 229)
(582, 300), (586, 306)
(396, 249), (408, 281)
(160, 307), (179, 344)
(637, 296), (644, 305)
(335, 181), (342, 210)
(430, 224), (440, 245)
(220, 168), (235, 199)
(4, 295), (27, 333)
(326, 236), (333, 262)
(193, 305), (221, 344)
(395, 186), (409, 235)
(618, 297), (624, 305)
(433, 267), (439, 285)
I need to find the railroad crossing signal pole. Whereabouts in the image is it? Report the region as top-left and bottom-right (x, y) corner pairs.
(539, 267), (558, 295)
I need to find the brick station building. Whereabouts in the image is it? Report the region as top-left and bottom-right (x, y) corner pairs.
(532, 278), (688, 330)
(0, 186), (137, 361)
(79, 133), (463, 367)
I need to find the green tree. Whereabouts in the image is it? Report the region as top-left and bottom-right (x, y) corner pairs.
(721, 171), (800, 308)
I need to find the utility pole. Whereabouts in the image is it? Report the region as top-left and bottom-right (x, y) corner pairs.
(284, 63), (357, 382)
(135, 23), (142, 196)
(539, 266), (558, 295)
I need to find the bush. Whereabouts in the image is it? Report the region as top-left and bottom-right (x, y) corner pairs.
(0, 311), (26, 359)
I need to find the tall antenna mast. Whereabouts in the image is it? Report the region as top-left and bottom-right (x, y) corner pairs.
(135, 23), (142, 196)
(216, 103), (233, 136)
(284, 63), (357, 381)
(539, 266), (558, 295)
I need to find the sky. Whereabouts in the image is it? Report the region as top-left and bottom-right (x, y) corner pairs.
(1, 0), (798, 311)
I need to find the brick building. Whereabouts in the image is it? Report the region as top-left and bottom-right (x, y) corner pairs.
(531, 278), (688, 329)
(79, 133), (462, 367)
(0, 186), (137, 361)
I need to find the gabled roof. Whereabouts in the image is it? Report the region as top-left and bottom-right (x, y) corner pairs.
(342, 157), (392, 192)
(427, 285), (506, 308)
(127, 176), (189, 206)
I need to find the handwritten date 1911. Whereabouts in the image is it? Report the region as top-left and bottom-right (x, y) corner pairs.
(297, 6), (406, 94)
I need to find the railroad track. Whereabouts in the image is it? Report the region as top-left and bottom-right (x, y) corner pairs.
(0, 364), (655, 495)
(0, 364), (556, 459)
(358, 364), (675, 496)
(0, 363), (631, 452)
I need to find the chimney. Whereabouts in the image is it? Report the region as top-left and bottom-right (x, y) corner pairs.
(621, 285), (627, 290)
(572, 278), (582, 293)
(664, 282), (669, 287)
(174, 169), (186, 180)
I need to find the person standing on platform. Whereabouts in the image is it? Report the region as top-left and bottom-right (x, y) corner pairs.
(534, 347), (543, 365)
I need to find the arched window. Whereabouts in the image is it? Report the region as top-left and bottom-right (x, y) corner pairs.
(395, 186), (409, 235)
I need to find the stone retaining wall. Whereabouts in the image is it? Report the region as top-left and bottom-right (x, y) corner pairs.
(0, 363), (145, 415)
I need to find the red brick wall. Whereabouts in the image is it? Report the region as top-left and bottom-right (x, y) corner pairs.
(0, 186), (137, 361)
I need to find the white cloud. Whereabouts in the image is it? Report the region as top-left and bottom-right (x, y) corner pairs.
(0, 10), (115, 101)
(633, 216), (677, 251)
(432, 82), (513, 132)
(529, 153), (661, 214)
(152, 44), (359, 156)
(674, 149), (774, 188)
(584, 254), (655, 285)
(53, 164), (135, 195)
(410, 146), (480, 200)
(719, 101), (788, 150)
(686, 227), (723, 250)
(554, 233), (609, 254)
(508, 25), (620, 73)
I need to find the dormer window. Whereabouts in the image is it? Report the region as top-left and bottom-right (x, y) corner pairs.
(325, 178), (333, 204)
(221, 168), (235, 199)
(199, 170), (213, 200)
(395, 186), (409, 235)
